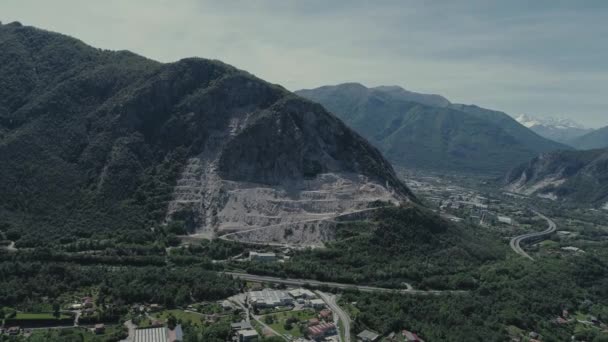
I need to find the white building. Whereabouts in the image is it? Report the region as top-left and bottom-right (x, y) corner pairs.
(497, 216), (513, 225)
(248, 289), (294, 308)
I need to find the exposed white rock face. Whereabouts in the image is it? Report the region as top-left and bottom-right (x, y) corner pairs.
(506, 173), (566, 196)
(161, 91), (410, 246)
(167, 161), (400, 244)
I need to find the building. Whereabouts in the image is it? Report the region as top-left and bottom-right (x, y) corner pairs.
(82, 297), (94, 309)
(238, 329), (259, 342)
(497, 216), (513, 225)
(319, 309), (332, 321)
(7, 327), (20, 336)
(403, 330), (425, 342)
(231, 320), (253, 331)
(288, 287), (316, 299)
(309, 299), (325, 309)
(94, 324), (105, 334)
(357, 330), (380, 342)
(149, 304), (163, 312)
(562, 246), (583, 253)
(222, 300), (234, 311)
(248, 289), (293, 308)
(307, 322), (336, 340)
(308, 318), (320, 326)
(133, 325), (183, 342)
(249, 252), (277, 262)
(70, 303), (83, 310)
(288, 288), (317, 299)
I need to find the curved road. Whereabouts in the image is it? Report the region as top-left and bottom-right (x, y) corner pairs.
(317, 291), (351, 342)
(224, 272), (465, 295)
(217, 207), (387, 245)
(510, 209), (557, 261)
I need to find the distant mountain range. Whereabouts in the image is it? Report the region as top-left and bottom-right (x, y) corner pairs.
(568, 125), (608, 150)
(515, 114), (593, 146)
(296, 83), (569, 175)
(0, 23), (411, 245)
(505, 148), (608, 207)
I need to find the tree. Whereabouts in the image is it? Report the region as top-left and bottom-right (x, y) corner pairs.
(52, 302), (61, 319)
(167, 313), (177, 330)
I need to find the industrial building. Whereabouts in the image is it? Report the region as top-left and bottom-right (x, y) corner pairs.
(249, 252), (277, 262)
(248, 289), (293, 308)
(238, 329), (259, 342)
(309, 298), (326, 309)
(288, 288), (317, 299)
(133, 325), (183, 342)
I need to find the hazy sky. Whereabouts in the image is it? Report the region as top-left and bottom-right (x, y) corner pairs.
(2, 0), (607, 127)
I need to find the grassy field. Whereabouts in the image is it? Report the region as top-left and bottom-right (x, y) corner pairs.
(262, 309), (317, 338)
(14, 312), (71, 320)
(27, 326), (125, 342)
(153, 309), (205, 327)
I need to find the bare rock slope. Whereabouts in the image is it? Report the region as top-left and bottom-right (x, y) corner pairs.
(504, 149), (608, 206)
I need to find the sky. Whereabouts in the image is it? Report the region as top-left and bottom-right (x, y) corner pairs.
(1, 0), (607, 128)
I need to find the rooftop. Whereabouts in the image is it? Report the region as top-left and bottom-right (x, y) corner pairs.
(238, 329), (259, 337)
(357, 329), (380, 341)
(249, 289), (292, 306)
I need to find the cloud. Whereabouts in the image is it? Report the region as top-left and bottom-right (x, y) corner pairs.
(1, 0), (606, 127)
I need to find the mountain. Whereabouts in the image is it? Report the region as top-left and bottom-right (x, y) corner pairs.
(515, 114), (593, 145)
(296, 83), (569, 174)
(0, 22), (412, 246)
(505, 149), (608, 206)
(569, 125), (608, 150)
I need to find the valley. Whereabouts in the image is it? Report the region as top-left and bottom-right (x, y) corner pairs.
(0, 19), (607, 342)
(3, 167), (608, 341)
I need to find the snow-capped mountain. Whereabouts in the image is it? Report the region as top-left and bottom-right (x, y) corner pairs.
(515, 114), (593, 145)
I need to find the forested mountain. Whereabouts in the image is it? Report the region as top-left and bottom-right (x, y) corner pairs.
(0, 22), (411, 246)
(515, 114), (592, 145)
(296, 83), (569, 174)
(505, 148), (608, 206)
(569, 125), (608, 150)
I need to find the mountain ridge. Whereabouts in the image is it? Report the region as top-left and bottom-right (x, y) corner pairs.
(296, 83), (569, 174)
(0, 23), (411, 246)
(569, 125), (608, 150)
(514, 114), (593, 145)
(505, 148), (608, 206)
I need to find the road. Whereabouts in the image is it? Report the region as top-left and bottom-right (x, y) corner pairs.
(317, 291), (351, 342)
(510, 209), (557, 261)
(121, 320), (136, 342)
(229, 294), (287, 341)
(215, 207), (388, 246)
(224, 272), (465, 295)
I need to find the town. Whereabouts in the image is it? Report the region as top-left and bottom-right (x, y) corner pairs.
(0, 276), (427, 342)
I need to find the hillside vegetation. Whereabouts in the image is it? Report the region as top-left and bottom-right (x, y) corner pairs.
(0, 23), (409, 246)
(244, 205), (506, 289)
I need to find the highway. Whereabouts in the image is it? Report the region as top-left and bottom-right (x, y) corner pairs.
(224, 272), (466, 295)
(509, 209), (557, 261)
(317, 291), (351, 342)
